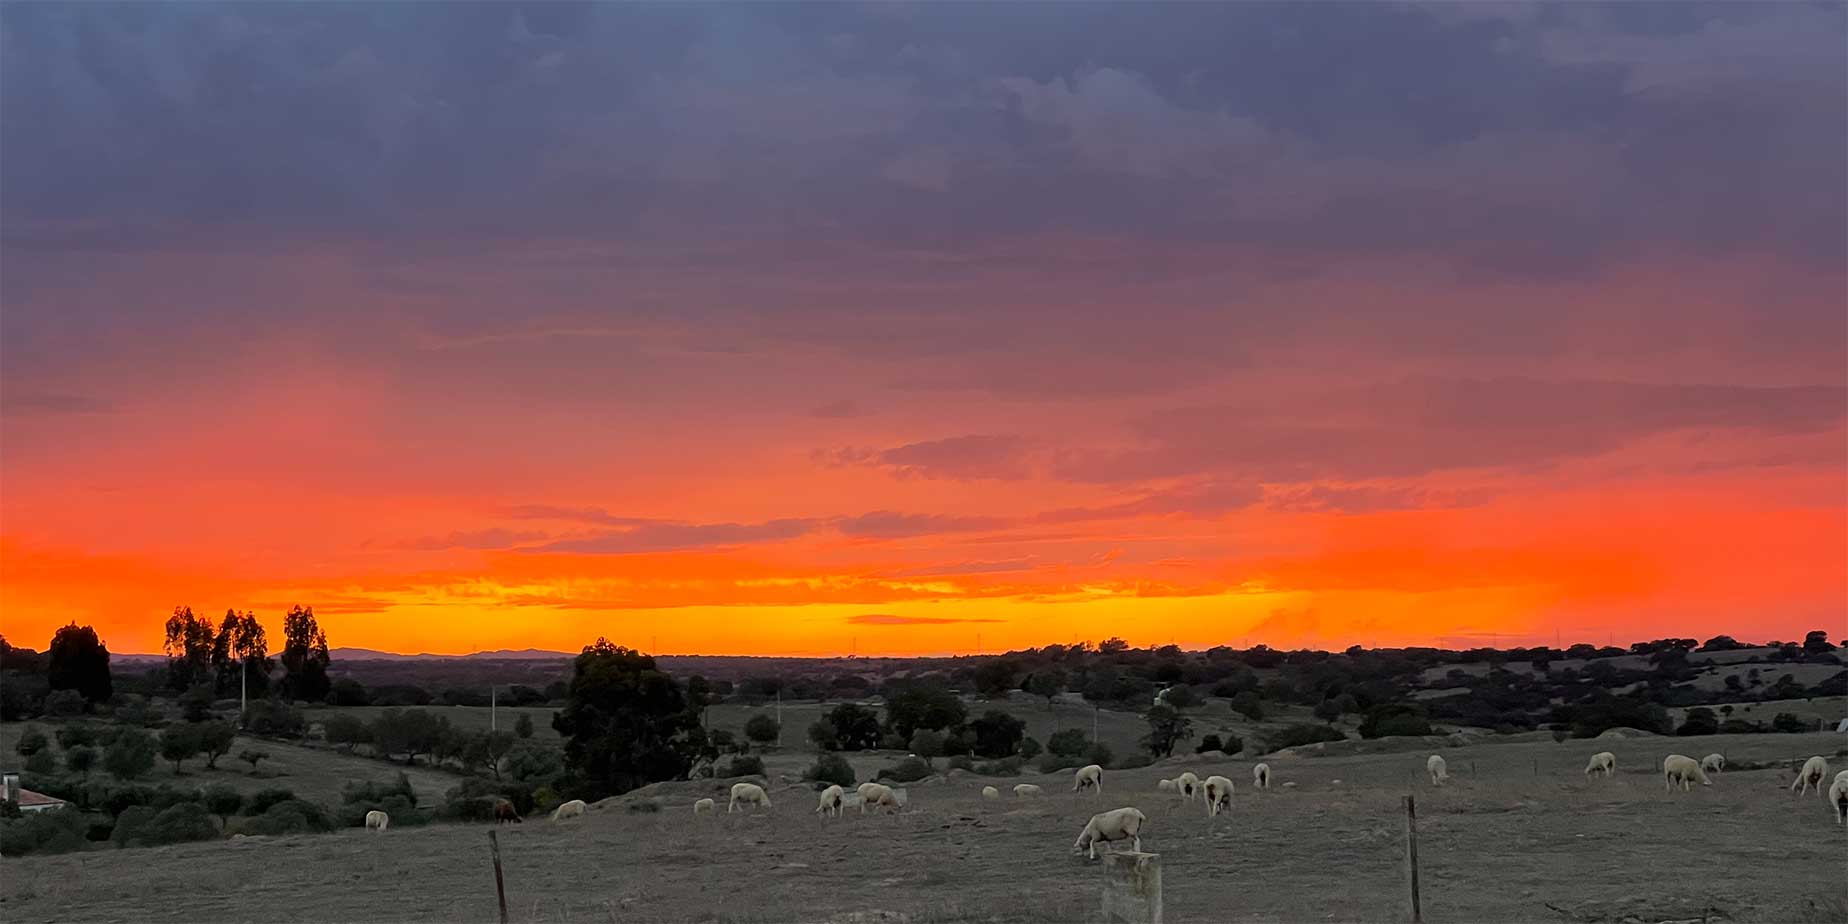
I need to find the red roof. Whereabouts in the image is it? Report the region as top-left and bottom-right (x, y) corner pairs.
(15, 788), (65, 807)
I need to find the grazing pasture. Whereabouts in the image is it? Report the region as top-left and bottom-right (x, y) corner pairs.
(5, 731), (1843, 923)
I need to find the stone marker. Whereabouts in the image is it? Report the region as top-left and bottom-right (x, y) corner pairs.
(1101, 850), (1162, 924)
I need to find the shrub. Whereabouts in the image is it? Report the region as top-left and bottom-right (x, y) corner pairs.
(1268, 723), (1346, 751)
(112, 801), (217, 847)
(55, 724), (98, 750)
(16, 725), (49, 756)
(103, 729), (158, 781)
(328, 678), (370, 707)
(804, 753), (856, 788)
(1359, 705), (1432, 739)
(502, 741), (564, 783)
(1770, 713), (1810, 734)
(1018, 737), (1042, 759)
(241, 788), (298, 816)
(203, 784), (243, 817)
(245, 701), (306, 737)
(98, 783), (159, 817)
(445, 777), (536, 816)
(1037, 752), (1081, 774)
(514, 713), (535, 740)
(973, 756), (1024, 776)
(807, 719), (840, 751)
(876, 756), (933, 784)
(946, 754), (974, 772)
(1229, 691), (1265, 721)
(0, 805), (90, 856)
(1113, 751), (1151, 770)
(626, 800), (661, 814)
(908, 729), (945, 764)
(720, 755), (765, 778)
(744, 714), (780, 746)
(342, 772), (416, 807)
(160, 725), (202, 773)
(1196, 734), (1223, 754)
(323, 714), (371, 752)
(436, 795), (502, 823)
(64, 745), (98, 777)
(969, 710), (1026, 758)
(1084, 743), (1115, 768)
(239, 749), (270, 772)
(237, 799), (333, 836)
(1718, 719), (1763, 734)
(23, 749), (56, 775)
(1676, 707), (1719, 736)
(1046, 729), (1089, 757)
(43, 689), (86, 718)
(1218, 734), (1244, 756)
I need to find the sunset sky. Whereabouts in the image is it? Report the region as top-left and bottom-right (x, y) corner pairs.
(2, 3), (1844, 657)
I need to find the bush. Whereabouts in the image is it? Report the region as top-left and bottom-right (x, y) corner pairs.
(1268, 723), (1346, 751)
(241, 788), (299, 816)
(1718, 718), (1763, 734)
(328, 678), (371, 707)
(203, 784), (243, 817)
(1084, 743), (1115, 768)
(112, 801), (217, 847)
(103, 729), (158, 780)
(1229, 691), (1265, 721)
(945, 754), (974, 772)
(876, 756), (933, 784)
(1037, 752), (1081, 774)
(64, 745), (98, 777)
(1018, 737), (1042, 759)
(807, 719), (840, 751)
(1358, 705), (1432, 739)
(0, 805), (90, 856)
(804, 753), (856, 788)
(55, 724), (98, 750)
(1046, 729), (1089, 757)
(97, 783), (159, 817)
(23, 749), (56, 774)
(245, 701), (306, 737)
(16, 725), (49, 756)
(972, 756), (1024, 776)
(1676, 707), (1719, 737)
(323, 714), (371, 751)
(1196, 734), (1223, 754)
(1219, 734), (1244, 756)
(342, 772), (417, 807)
(744, 714), (780, 746)
(445, 777), (536, 816)
(1113, 751), (1151, 770)
(237, 799), (333, 836)
(1770, 713), (1810, 734)
(43, 689), (86, 718)
(436, 795), (502, 823)
(720, 755), (765, 778)
(239, 749), (270, 772)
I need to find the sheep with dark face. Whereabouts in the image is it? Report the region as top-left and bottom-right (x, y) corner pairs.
(1829, 771), (1848, 824)
(1203, 775), (1234, 817)
(1073, 764), (1104, 794)
(815, 785), (844, 818)
(1585, 752), (1616, 778)
(1073, 807), (1146, 860)
(1252, 764), (1271, 789)
(495, 800), (523, 824)
(1792, 756), (1829, 795)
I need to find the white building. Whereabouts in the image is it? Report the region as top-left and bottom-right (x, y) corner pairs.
(2, 772), (68, 814)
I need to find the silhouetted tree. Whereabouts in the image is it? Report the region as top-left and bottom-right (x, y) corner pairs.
(278, 606), (330, 702)
(1141, 704), (1192, 758)
(969, 710), (1026, 758)
(212, 610), (272, 699)
(743, 714), (780, 747)
(47, 623), (112, 704)
(514, 713), (535, 739)
(163, 607), (216, 693)
(552, 639), (699, 797)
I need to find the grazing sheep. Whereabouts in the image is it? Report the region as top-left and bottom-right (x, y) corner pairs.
(1072, 807), (1147, 860)
(1175, 771), (1200, 802)
(1014, 784), (1043, 798)
(1280, 781), (1298, 789)
(494, 800), (523, 824)
(728, 782), (772, 813)
(1202, 775), (1234, 816)
(1073, 764), (1104, 794)
(693, 798), (716, 815)
(1157, 779), (1177, 795)
(1792, 756), (1829, 796)
(1253, 763), (1271, 789)
(857, 782), (901, 814)
(1663, 754), (1712, 791)
(551, 799), (588, 822)
(1699, 754), (1724, 775)
(364, 810), (389, 833)
(981, 786), (1000, 801)
(1427, 755), (1449, 786)
(1585, 752), (1616, 778)
(1829, 771), (1848, 824)
(815, 785), (845, 818)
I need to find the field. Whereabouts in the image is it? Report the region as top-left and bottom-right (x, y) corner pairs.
(5, 731), (1844, 923)
(308, 704), (565, 743)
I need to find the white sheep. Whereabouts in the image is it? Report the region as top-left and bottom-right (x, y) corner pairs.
(1202, 775), (1234, 817)
(364, 810), (389, 832)
(1073, 764), (1104, 794)
(1013, 783), (1043, 798)
(1427, 754), (1449, 786)
(728, 782), (772, 813)
(1584, 752), (1616, 778)
(1072, 807), (1147, 860)
(693, 797), (716, 815)
(857, 782), (901, 814)
(1252, 763), (1271, 789)
(1663, 754), (1711, 791)
(1792, 756), (1829, 796)
(815, 784), (844, 818)
(551, 799), (587, 822)
(1829, 770), (1848, 824)
(1156, 779), (1177, 795)
(1699, 754), (1724, 775)
(981, 786), (1000, 801)
(1174, 770), (1200, 802)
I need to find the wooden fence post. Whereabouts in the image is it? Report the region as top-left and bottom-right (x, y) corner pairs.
(1102, 850), (1163, 924)
(1405, 795), (1423, 924)
(488, 829), (509, 924)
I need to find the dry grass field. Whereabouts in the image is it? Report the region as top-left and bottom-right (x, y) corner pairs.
(5, 731), (1845, 923)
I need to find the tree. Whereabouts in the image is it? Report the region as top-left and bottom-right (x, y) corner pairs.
(883, 685), (966, 740)
(1359, 704), (1432, 739)
(328, 678), (369, 707)
(197, 722), (237, 769)
(47, 622), (113, 704)
(278, 606), (330, 702)
(1047, 728), (1089, 758)
(212, 610), (272, 700)
(160, 724), (201, 774)
(15, 725), (48, 756)
(64, 745), (98, 778)
(162, 607), (217, 693)
(807, 719), (840, 751)
(240, 749), (270, 772)
(1024, 668), (1067, 711)
(1099, 637), (1130, 654)
(324, 713), (371, 752)
(1162, 684), (1201, 712)
(969, 710), (1027, 758)
(1676, 707), (1719, 736)
(908, 729), (944, 765)
(54, 724), (96, 750)
(971, 659), (1020, 699)
(551, 639), (700, 797)
(1197, 734), (1223, 754)
(1723, 675), (1744, 694)
(822, 703), (883, 751)
(805, 753), (856, 787)
(1018, 736), (1042, 759)
(42, 689), (84, 717)
(1803, 630), (1836, 655)
(514, 713), (535, 740)
(370, 708), (450, 765)
(743, 714), (780, 747)
(1229, 691), (1265, 721)
(104, 728), (157, 780)
(1769, 712), (1808, 734)
(1141, 704), (1192, 758)
(502, 740), (563, 783)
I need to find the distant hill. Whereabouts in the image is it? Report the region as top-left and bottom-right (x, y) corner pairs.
(328, 647), (573, 662)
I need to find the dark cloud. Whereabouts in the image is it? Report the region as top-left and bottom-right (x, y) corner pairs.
(501, 505), (657, 527)
(820, 434), (1032, 481)
(883, 558), (1036, 578)
(846, 613), (1001, 626)
(401, 528), (551, 551)
(833, 510), (1010, 539)
(531, 518), (820, 554)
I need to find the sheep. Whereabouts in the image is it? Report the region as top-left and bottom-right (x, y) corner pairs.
(1252, 763), (1271, 789)
(981, 786), (1000, 801)
(364, 810), (389, 833)
(494, 800), (523, 824)
(551, 799), (588, 822)
(1202, 775), (1234, 817)
(815, 785), (845, 818)
(1073, 764), (1104, 794)
(1156, 779), (1177, 795)
(1174, 770), (1200, 802)
(1792, 756), (1829, 796)
(1699, 754), (1724, 775)
(1829, 771), (1848, 824)
(1072, 807), (1147, 860)
(1426, 755), (1449, 786)
(693, 798), (716, 815)
(728, 782), (772, 813)
(857, 782), (900, 814)
(1585, 752), (1616, 778)
(1013, 783), (1043, 798)
(1662, 754), (1712, 791)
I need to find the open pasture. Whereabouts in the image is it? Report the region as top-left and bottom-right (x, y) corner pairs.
(4, 731), (1844, 923)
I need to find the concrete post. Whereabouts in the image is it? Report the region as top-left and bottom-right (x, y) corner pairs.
(1101, 850), (1163, 924)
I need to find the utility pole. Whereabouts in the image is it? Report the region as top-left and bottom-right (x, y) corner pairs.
(490, 684), (497, 732)
(775, 687), (783, 747)
(239, 653), (247, 728)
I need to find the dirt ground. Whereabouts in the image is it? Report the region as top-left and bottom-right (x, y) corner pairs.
(4, 731), (1845, 923)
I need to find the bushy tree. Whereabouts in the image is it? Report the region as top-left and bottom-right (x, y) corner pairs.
(22, 749), (55, 774)
(1018, 736), (1042, 759)
(324, 713), (371, 752)
(64, 745), (98, 778)
(47, 623), (112, 704)
(1268, 723), (1346, 750)
(971, 658), (1020, 699)
(1770, 712), (1809, 734)
(327, 677), (369, 706)
(196, 722), (237, 769)
(104, 728), (157, 780)
(1676, 707), (1719, 736)
(15, 725), (48, 756)
(883, 685), (966, 740)
(42, 689), (85, 718)
(822, 703), (883, 751)
(1141, 704), (1192, 758)
(160, 724), (202, 773)
(277, 606), (331, 702)
(969, 710), (1026, 758)
(743, 714), (780, 747)
(805, 753), (855, 787)
(807, 719), (840, 751)
(1313, 699), (1343, 723)
(163, 607), (217, 693)
(551, 639), (700, 797)
(502, 740), (563, 783)
(1196, 734), (1223, 754)
(908, 729), (944, 765)
(1229, 691), (1265, 721)
(1047, 728), (1089, 758)
(370, 708), (450, 764)
(1803, 630), (1836, 655)
(53, 724), (96, 751)
(203, 783), (243, 817)
(1359, 704), (1432, 739)
(514, 713), (535, 740)
(1162, 685), (1201, 712)
(239, 749), (270, 772)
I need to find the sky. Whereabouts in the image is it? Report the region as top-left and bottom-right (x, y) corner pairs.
(2, 2), (1844, 657)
